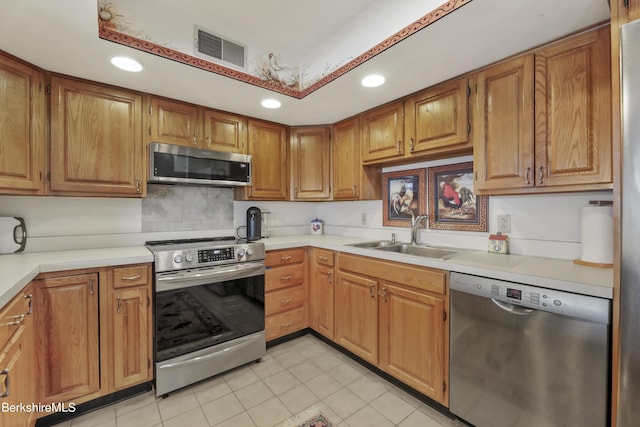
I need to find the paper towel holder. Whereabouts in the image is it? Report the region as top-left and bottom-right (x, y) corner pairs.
(573, 200), (614, 268)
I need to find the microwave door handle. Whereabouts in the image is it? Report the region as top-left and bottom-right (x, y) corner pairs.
(156, 263), (265, 292)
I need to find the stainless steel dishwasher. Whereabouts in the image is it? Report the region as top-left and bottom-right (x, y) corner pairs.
(449, 272), (610, 427)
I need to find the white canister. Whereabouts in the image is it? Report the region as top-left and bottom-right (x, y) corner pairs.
(310, 218), (324, 235)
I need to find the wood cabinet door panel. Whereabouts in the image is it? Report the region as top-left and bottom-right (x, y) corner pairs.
(534, 27), (611, 187)
(362, 102), (404, 163)
(291, 127), (331, 199)
(311, 264), (335, 339)
(35, 273), (100, 403)
(407, 78), (470, 154)
(111, 287), (150, 390)
(0, 54), (45, 195)
(245, 120), (288, 199)
(202, 109), (247, 153)
(50, 77), (143, 196)
(149, 98), (200, 147)
(0, 326), (33, 427)
(335, 271), (378, 365)
(474, 55), (535, 191)
(379, 283), (446, 404)
(332, 118), (361, 199)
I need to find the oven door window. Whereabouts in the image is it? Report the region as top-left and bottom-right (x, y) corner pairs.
(155, 275), (265, 362)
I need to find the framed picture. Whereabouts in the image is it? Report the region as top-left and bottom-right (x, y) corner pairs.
(382, 168), (426, 227)
(427, 162), (487, 231)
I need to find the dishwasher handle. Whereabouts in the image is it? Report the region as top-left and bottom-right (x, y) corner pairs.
(491, 298), (534, 315)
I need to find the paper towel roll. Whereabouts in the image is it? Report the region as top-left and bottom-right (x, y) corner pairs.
(580, 205), (613, 264)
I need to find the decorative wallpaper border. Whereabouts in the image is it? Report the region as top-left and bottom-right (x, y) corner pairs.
(98, 0), (471, 99)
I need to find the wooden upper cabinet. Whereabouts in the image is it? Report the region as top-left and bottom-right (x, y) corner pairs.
(473, 55), (535, 192)
(534, 26), (612, 188)
(50, 77), (144, 196)
(202, 109), (247, 153)
(238, 119), (289, 200)
(0, 53), (45, 195)
(332, 117), (381, 201)
(404, 77), (471, 157)
(290, 126), (331, 200)
(361, 101), (404, 163)
(147, 97), (200, 147)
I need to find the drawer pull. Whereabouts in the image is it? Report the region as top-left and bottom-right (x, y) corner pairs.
(280, 275), (293, 281)
(318, 256), (329, 263)
(0, 369), (9, 398)
(280, 298), (293, 305)
(280, 255), (292, 262)
(0, 314), (25, 327)
(121, 274), (142, 281)
(280, 321), (292, 329)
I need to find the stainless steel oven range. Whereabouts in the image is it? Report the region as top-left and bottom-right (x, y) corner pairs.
(145, 237), (266, 396)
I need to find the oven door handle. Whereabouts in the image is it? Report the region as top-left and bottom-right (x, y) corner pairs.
(155, 262), (265, 292)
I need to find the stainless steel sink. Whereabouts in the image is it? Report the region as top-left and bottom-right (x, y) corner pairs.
(347, 240), (396, 249)
(373, 244), (459, 259)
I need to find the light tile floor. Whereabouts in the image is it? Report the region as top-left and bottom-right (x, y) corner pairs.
(52, 334), (469, 427)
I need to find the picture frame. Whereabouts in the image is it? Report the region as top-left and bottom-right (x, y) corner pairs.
(427, 162), (487, 231)
(382, 168), (426, 227)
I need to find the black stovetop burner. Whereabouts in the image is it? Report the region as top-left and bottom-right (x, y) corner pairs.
(145, 236), (237, 246)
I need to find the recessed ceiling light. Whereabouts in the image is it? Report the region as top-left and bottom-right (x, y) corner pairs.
(361, 74), (386, 88)
(261, 99), (281, 109)
(111, 56), (142, 72)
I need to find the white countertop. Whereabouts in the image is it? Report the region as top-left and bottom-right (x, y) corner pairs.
(0, 235), (613, 308)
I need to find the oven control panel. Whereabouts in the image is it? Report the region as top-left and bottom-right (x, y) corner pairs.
(198, 247), (235, 263)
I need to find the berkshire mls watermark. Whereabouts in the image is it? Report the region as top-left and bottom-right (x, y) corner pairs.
(1, 401), (76, 414)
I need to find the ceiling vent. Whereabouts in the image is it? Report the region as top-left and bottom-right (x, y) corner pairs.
(194, 26), (246, 69)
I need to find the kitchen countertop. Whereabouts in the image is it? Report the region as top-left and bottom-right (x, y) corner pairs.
(0, 234), (613, 308)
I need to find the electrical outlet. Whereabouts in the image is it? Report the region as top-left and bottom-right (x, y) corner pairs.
(361, 213), (367, 225)
(497, 214), (511, 234)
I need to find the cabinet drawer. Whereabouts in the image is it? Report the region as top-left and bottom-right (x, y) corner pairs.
(266, 248), (305, 267)
(313, 248), (335, 267)
(338, 253), (446, 294)
(266, 307), (306, 341)
(266, 285), (305, 316)
(0, 286), (32, 349)
(112, 264), (149, 288)
(265, 264), (305, 292)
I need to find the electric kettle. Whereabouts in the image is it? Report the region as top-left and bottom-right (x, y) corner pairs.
(246, 206), (262, 241)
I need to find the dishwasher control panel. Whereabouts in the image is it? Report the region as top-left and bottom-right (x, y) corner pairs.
(450, 272), (610, 324)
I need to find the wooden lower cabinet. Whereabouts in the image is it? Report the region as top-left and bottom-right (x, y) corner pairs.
(310, 249), (335, 339)
(334, 253), (449, 405)
(0, 284), (35, 427)
(34, 273), (101, 404)
(378, 282), (448, 405)
(265, 248), (308, 340)
(32, 264), (152, 418)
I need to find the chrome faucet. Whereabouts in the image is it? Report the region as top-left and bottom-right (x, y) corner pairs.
(410, 212), (428, 245)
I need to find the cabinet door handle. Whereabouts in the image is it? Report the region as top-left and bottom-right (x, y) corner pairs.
(135, 177), (141, 193)
(116, 296), (122, 313)
(369, 284), (376, 298)
(524, 167), (531, 185)
(327, 271), (333, 284)
(409, 137), (415, 153)
(382, 287), (388, 302)
(192, 134), (198, 145)
(0, 369), (10, 398)
(122, 274), (142, 281)
(352, 184), (358, 196)
(396, 140), (402, 153)
(538, 165), (544, 185)
(25, 294), (32, 315)
(89, 277), (95, 295)
(206, 136), (211, 147)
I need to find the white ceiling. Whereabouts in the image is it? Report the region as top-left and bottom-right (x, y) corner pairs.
(0, 0), (610, 126)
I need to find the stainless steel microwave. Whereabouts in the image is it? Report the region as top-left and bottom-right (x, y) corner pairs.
(148, 142), (252, 187)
